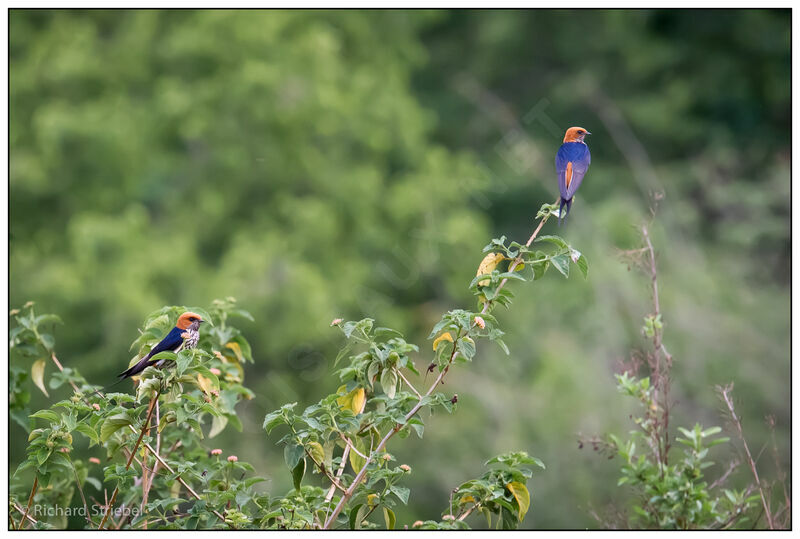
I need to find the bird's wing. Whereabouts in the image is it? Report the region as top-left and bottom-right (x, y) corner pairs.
(143, 326), (185, 360)
(556, 143), (591, 200)
(555, 144), (571, 200)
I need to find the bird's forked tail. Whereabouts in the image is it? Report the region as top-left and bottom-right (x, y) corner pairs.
(558, 197), (573, 226)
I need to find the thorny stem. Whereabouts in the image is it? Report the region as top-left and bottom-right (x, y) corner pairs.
(719, 384), (775, 530)
(322, 203), (556, 529)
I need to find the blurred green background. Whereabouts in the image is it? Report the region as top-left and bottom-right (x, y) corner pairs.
(10, 9), (789, 529)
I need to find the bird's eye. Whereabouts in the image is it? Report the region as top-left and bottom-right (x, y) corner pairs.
(189, 317), (197, 322)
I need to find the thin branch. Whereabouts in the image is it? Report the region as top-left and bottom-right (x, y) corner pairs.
(324, 444), (350, 504)
(18, 476), (38, 530)
(305, 446), (346, 494)
(397, 369), (422, 399)
(719, 384), (775, 529)
(340, 433), (368, 460)
(458, 502), (481, 521)
(709, 458), (739, 490)
(137, 437), (229, 526)
(67, 454), (95, 527)
(11, 502), (38, 527)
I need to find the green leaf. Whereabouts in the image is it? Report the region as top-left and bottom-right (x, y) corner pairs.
(383, 507), (396, 530)
(550, 254), (570, 278)
(284, 443), (304, 470)
(573, 252), (588, 278)
(390, 485), (410, 504)
(495, 339), (510, 355)
(35, 314), (63, 326)
(100, 413), (133, 442)
(380, 369), (397, 399)
(291, 457), (306, 491)
(406, 417), (424, 438)
(535, 235), (568, 249)
(209, 415), (227, 438)
(30, 409), (59, 423)
(148, 350), (178, 364)
(349, 504), (364, 530)
(175, 350), (193, 377)
(31, 358), (49, 397)
(75, 423), (100, 446)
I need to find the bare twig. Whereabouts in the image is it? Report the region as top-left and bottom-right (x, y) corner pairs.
(718, 384), (775, 529)
(397, 369), (422, 399)
(709, 459), (740, 490)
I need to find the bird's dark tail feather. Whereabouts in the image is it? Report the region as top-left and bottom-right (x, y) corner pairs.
(117, 357), (154, 380)
(558, 197), (573, 226)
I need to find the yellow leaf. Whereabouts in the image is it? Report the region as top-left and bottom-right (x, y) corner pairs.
(31, 358), (49, 397)
(459, 495), (476, 505)
(307, 441), (325, 466)
(506, 481), (530, 522)
(367, 493), (378, 507)
(225, 342), (244, 362)
(432, 332), (454, 351)
(337, 387), (366, 415)
(514, 262), (525, 272)
(476, 252), (505, 286)
(348, 436), (367, 473)
(197, 373), (214, 395)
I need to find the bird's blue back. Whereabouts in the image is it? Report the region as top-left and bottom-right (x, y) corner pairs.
(144, 326), (185, 360)
(555, 142), (591, 200)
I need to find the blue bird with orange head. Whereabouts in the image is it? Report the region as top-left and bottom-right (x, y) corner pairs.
(118, 311), (205, 379)
(556, 126), (592, 225)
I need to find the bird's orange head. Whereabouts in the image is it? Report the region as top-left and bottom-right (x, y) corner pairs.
(563, 127), (591, 143)
(176, 311), (204, 330)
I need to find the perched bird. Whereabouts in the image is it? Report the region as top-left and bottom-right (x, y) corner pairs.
(117, 312), (205, 380)
(555, 126), (592, 225)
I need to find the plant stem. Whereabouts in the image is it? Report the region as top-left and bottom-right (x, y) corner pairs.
(19, 476), (38, 530)
(68, 455), (95, 527)
(12, 501), (38, 527)
(719, 384), (775, 529)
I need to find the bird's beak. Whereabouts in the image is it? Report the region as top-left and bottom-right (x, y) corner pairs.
(585, 131), (592, 136)
(199, 320), (206, 324)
